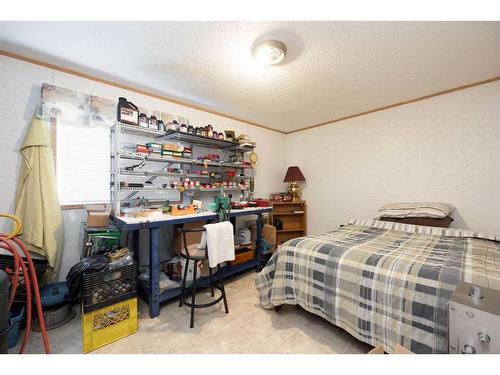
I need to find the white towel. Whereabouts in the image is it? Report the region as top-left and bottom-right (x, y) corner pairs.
(199, 222), (235, 268)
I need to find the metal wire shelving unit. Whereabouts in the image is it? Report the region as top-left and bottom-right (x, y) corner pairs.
(110, 122), (255, 216)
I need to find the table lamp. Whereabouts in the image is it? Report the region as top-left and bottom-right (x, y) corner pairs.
(283, 166), (305, 202)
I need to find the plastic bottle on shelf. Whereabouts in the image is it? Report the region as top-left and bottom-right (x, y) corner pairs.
(149, 116), (158, 130)
(117, 97), (139, 125)
(157, 120), (165, 132)
(168, 120), (179, 131)
(138, 113), (148, 128)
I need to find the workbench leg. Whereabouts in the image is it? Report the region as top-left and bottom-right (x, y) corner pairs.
(132, 230), (140, 255)
(149, 227), (161, 318)
(256, 213), (263, 271)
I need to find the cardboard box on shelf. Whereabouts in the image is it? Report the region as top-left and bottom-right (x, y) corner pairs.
(173, 221), (207, 256)
(248, 218), (276, 253)
(85, 204), (111, 228)
(172, 221), (212, 276)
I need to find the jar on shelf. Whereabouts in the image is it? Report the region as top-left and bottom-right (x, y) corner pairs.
(272, 192), (282, 201)
(187, 125), (194, 134)
(207, 124), (213, 138)
(201, 127), (207, 137)
(157, 120), (165, 132)
(138, 113), (148, 128)
(180, 123), (188, 133)
(149, 116), (158, 130)
(218, 132), (225, 140)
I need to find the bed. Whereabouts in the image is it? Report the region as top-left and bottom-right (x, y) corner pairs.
(255, 219), (500, 353)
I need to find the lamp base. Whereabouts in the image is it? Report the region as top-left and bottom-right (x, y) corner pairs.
(288, 181), (301, 202)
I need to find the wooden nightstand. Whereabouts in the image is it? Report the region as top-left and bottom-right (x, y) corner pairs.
(270, 201), (306, 245)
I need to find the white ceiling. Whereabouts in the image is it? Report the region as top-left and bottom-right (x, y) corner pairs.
(1, 21), (499, 133)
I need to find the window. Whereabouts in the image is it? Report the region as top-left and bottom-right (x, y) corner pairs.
(55, 119), (110, 205)
(41, 83), (114, 205)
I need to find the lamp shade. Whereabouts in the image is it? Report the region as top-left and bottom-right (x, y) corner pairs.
(283, 166), (305, 182)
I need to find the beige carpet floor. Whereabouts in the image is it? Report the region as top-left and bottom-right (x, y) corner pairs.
(10, 271), (373, 354)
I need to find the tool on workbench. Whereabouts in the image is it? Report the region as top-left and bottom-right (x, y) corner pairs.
(214, 192), (232, 222)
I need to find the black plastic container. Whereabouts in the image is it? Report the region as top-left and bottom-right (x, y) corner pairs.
(0, 254), (48, 304)
(117, 97), (139, 126)
(82, 263), (137, 313)
(0, 270), (8, 354)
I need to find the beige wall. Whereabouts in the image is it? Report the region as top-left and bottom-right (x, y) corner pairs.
(0, 55), (286, 279)
(286, 80), (500, 237)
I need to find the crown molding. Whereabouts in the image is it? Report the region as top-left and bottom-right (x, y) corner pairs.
(0, 50), (285, 134)
(2, 49), (499, 136)
(285, 75), (500, 134)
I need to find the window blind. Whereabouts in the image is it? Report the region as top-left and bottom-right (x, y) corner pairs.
(56, 119), (110, 205)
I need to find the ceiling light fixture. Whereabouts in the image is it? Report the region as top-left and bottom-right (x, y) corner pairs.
(252, 40), (287, 65)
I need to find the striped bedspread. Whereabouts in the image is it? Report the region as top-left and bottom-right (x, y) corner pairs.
(255, 220), (500, 353)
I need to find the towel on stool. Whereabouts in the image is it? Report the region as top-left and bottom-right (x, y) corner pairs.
(197, 222), (235, 268)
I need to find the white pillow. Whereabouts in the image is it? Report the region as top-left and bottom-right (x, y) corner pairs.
(375, 202), (455, 219)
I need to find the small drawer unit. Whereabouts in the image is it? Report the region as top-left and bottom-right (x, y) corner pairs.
(448, 281), (500, 354)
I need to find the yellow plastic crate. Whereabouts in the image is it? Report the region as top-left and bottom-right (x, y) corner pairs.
(82, 297), (138, 353)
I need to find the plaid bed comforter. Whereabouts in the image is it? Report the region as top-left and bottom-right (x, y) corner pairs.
(255, 220), (500, 353)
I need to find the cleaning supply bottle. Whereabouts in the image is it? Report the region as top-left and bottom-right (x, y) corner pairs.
(117, 97), (139, 125)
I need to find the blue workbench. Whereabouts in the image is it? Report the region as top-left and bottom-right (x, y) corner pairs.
(111, 207), (272, 318)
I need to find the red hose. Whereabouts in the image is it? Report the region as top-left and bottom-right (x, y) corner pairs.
(0, 234), (51, 354)
(0, 241), (32, 353)
(5, 245), (20, 308)
(9, 236), (51, 354)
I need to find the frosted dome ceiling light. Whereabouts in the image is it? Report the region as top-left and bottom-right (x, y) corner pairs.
(252, 40), (287, 65)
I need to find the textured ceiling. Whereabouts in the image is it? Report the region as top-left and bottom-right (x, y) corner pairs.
(1, 21), (499, 133)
